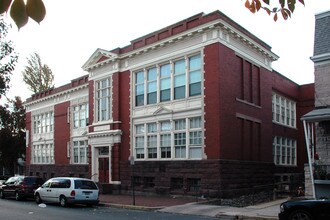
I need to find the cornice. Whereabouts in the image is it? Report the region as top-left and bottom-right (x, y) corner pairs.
(24, 84), (88, 109)
(87, 129), (122, 139)
(84, 18), (278, 72)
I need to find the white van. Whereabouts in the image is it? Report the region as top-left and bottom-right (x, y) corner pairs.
(34, 177), (99, 207)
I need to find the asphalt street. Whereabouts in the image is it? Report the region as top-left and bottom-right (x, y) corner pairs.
(0, 198), (218, 220)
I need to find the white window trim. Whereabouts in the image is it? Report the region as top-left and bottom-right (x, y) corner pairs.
(273, 136), (297, 166)
(272, 93), (296, 128)
(133, 116), (203, 161)
(133, 53), (202, 107)
(95, 77), (112, 123)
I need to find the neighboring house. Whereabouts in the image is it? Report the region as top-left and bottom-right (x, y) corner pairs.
(24, 11), (314, 199)
(302, 10), (330, 198)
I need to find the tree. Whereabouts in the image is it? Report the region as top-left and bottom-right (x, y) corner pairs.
(0, 15), (18, 98)
(22, 52), (54, 94)
(0, 96), (25, 175)
(0, 0), (46, 30)
(244, 0), (305, 21)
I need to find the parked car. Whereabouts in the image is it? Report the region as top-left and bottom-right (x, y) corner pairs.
(279, 199), (330, 220)
(34, 177), (99, 207)
(0, 179), (6, 186)
(0, 176), (44, 200)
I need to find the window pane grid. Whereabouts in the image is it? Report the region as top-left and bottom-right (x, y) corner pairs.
(272, 136), (296, 166)
(134, 53), (202, 106)
(33, 112), (54, 134)
(134, 117), (202, 160)
(72, 140), (88, 164)
(272, 93), (296, 128)
(96, 78), (111, 121)
(32, 143), (54, 164)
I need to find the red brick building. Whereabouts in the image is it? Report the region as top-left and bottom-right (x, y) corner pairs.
(24, 11), (314, 198)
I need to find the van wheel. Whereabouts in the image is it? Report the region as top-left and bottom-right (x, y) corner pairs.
(0, 190), (4, 199)
(15, 191), (21, 201)
(59, 196), (67, 207)
(35, 193), (42, 204)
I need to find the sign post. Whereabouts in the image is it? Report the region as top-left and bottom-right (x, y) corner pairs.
(129, 155), (135, 205)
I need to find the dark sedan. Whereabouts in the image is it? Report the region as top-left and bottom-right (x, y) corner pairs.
(279, 199), (330, 220)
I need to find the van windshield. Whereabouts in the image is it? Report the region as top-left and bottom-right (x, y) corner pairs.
(74, 180), (98, 190)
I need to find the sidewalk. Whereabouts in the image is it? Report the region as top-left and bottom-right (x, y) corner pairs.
(99, 194), (285, 219)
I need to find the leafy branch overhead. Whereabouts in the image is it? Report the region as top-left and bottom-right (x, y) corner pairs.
(244, 0), (305, 21)
(0, 17), (18, 97)
(0, 0), (46, 29)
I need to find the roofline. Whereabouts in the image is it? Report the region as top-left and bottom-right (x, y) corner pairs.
(83, 10), (278, 71)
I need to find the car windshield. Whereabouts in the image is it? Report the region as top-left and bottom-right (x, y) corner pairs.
(74, 180), (98, 190)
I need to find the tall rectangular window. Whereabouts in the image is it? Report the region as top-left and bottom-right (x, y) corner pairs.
(96, 78), (111, 121)
(135, 124), (145, 159)
(189, 117), (202, 158)
(160, 64), (171, 102)
(135, 71), (145, 106)
(174, 119), (186, 158)
(189, 54), (201, 96)
(161, 121), (171, 159)
(147, 123), (157, 158)
(147, 68), (157, 104)
(73, 103), (89, 128)
(73, 140), (88, 164)
(174, 59), (186, 99)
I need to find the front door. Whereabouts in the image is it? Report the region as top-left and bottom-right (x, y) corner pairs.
(98, 158), (109, 183)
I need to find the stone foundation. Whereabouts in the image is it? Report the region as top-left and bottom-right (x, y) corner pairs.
(26, 164), (89, 181)
(119, 159), (275, 198)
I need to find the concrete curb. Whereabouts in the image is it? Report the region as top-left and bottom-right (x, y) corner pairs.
(99, 202), (165, 211)
(216, 213), (278, 220)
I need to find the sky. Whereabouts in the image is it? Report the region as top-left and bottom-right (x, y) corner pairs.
(3, 0), (330, 102)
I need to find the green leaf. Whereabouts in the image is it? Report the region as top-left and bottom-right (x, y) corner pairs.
(262, 0), (270, 5)
(26, 0), (46, 23)
(10, 0), (28, 29)
(0, 0), (12, 14)
(288, 0), (296, 13)
(279, 0), (285, 8)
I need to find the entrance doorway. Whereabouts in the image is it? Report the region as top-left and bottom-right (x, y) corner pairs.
(98, 158), (109, 183)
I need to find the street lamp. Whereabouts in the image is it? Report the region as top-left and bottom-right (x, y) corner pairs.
(129, 155), (135, 205)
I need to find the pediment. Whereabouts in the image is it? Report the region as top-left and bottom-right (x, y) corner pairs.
(82, 48), (118, 70)
(153, 106), (173, 115)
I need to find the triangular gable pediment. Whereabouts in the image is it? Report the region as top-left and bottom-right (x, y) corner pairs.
(82, 48), (118, 70)
(153, 106), (173, 115)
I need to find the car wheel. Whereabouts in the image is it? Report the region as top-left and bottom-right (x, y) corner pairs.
(35, 193), (42, 204)
(0, 190), (4, 199)
(15, 191), (21, 201)
(288, 209), (313, 220)
(59, 196), (67, 207)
